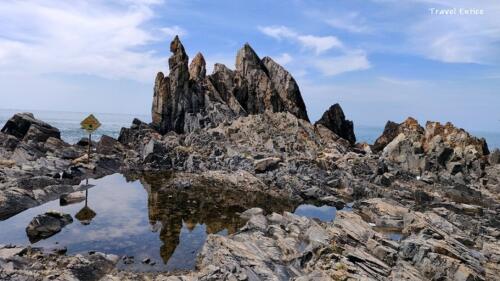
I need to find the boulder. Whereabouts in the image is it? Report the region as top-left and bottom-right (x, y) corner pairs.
(315, 103), (356, 144)
(60, 191), (86, 206)
(26, 211), (73, 243)
(118, 118), (154, 147)
(96, 135), (123, 155)
(1, 113), (60, 142)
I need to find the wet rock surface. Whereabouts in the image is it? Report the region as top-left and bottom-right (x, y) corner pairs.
(1, 37), (499, 280)
(25, 211), (73, 243)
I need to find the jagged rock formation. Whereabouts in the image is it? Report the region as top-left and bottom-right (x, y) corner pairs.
(151, 36), (309, 134)
(376, 117), (490, 182)
(315, 103), (356, 144)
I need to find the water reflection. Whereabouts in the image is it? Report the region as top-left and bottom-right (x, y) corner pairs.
(0, 173), (300, 272)
(0, 172), (349, 271)
(132, 172), (299, 265)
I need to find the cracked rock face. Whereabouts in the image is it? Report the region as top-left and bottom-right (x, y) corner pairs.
(151, 37), (310, 135)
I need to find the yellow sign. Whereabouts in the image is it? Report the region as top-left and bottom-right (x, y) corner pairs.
(80, 114), (101, 133)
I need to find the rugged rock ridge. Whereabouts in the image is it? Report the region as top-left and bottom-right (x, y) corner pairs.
(151, 36), (309, 134)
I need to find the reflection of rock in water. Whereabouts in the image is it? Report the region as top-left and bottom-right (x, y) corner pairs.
(131, 172), (298, 264)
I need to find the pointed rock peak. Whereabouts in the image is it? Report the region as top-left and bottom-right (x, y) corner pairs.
(236, 42), (265, 74)
(315, 103), (356, 145)
(168, 35), (188, 72)
(170, 35), (186, 54)
(189, 52), (206, 80)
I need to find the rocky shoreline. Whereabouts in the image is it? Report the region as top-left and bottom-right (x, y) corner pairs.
(1, 37), (499, 280)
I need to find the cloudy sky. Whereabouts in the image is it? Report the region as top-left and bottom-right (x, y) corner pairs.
(0, 0), (499, 132)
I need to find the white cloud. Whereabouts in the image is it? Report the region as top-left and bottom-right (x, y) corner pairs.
(314, 52), (371, 76)
(368, 0), (500, 64)
(0, 0), (182, 82)
(326, 12), (370, 33)
(258, 25), (342, 54)
(410, 14), (500, 64)
(378, 76), (427, 86)
(296, 35), (343, 54)
(258, 26), (297, 40)
(160, 25), (187, 38)
(259, 25), (370, 75)
(275, 53), (293, 65)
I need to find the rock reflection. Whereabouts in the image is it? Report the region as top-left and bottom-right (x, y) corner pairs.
(128, 172), (299, 264)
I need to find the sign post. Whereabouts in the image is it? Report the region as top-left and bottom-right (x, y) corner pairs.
(80, 114), (101, 189)
(80, 114), (101, 164)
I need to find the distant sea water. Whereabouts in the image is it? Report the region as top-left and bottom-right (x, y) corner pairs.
(0, 109), (499, 150)
(0, 109), (149, 144)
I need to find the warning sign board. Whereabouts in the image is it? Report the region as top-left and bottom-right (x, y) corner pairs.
(80, 114), (101, 134)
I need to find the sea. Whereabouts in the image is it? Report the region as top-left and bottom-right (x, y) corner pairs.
(1, 109), (499, 149)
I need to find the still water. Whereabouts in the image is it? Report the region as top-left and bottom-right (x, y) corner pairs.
(0, 173), (342, 272)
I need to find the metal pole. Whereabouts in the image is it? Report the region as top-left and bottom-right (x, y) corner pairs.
(87, 133), (91, 164)
(84, 133), (91, 189)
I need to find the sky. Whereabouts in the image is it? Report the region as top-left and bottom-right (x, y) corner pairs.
(0, 0), (499, 133)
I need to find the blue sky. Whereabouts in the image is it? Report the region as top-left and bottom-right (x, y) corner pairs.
(0, 0), (499, 132)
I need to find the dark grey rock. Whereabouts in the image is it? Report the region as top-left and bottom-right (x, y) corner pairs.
(1, 113), (60, 142)
(315, 103), (355, 144)
(96, 135), (122, 155)
(373, 121), (399, 153)
(26, 211), (73, 243)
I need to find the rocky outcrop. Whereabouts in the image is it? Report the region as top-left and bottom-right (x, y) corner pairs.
(375, 117), (489, 182)
(373, 117), (423, 153)
(151, 36), (310, 135)
(26, 211), (73, 243)
(315, 103), (356, 144)
(1, 112), (60, 142)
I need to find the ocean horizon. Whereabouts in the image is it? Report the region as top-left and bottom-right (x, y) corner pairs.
(1, 108), (499, 150)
